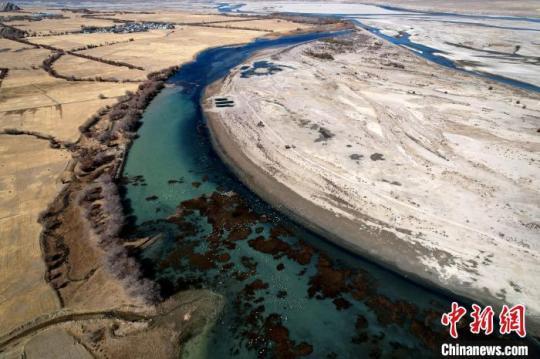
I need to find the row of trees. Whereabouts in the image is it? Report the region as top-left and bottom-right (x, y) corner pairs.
(12, 36), (144, 71)
(77, 173), (159, 303)
(36, 54), (179, 304)
(65, 66), (179, 302)
(82, 66), (178, 142)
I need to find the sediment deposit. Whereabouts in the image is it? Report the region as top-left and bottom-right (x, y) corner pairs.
(203, 30), (540, 333)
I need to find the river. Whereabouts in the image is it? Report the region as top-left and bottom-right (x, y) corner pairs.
(218, 2), (540, 93)
(120, 30), (538, 357)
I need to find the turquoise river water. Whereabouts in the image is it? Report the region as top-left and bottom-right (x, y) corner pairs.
(121, 32), (538, 358)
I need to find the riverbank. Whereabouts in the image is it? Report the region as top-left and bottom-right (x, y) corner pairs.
(202, 30), (540, 335)
(0, 64), (227, 357)
(121, 27), (470, 358)
(0, 6), (335, 356)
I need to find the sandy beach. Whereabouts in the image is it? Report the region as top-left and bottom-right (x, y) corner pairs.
(203, 30), (540, 334)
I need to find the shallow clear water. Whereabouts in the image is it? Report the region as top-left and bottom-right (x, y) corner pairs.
(122, 33), (538, 358)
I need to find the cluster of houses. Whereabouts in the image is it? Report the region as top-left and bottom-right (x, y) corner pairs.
(81, 22), (175, 34)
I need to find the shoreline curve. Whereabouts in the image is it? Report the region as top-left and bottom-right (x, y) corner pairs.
(202, 58), (540, 336)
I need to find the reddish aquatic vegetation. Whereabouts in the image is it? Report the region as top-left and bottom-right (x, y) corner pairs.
(157, 191), (450, 355)
(287, 240), (315, 265)
(308, 254), (351, 299)
(163, 192), (265, 275)
(181, 196), (206, 212)
(365, 295), (417, 327)
(270, 225), (293, 238)
(248, 235), (314, 266)
(349, 272), (371, 300)
(263, 314), (314, 358)
(216, 253), (231, 262)
(181, 192), (260, 234)
(158, 244), (193, 270)
(410, 319), (445, 351)
(233, 270), (256, 281)
(158, 238), (219, 272)
(333, 297), (352, 311)
(248, 235), (290, 256)
(189, 252), (215, 270)
(241, 279), (270, 300)
(228, 226), (252, 241)
(167, 217), (199, 237)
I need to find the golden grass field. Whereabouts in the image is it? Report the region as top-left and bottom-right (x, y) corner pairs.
(104, 11), (259, 23)
(9, 16), (115, 36)
(0, 135), (68, 333)
(0, 7), (315, 351)
(78, 26), (266, 71)
(30, 30), (164, 50)
(54, 55), (148, 81)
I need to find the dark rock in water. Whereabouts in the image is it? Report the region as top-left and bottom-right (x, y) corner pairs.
(0, 2), (21, 11)
(145, 195), (158, 201)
